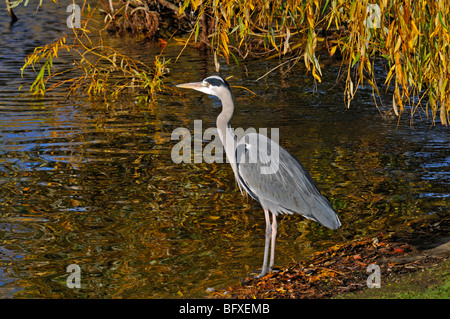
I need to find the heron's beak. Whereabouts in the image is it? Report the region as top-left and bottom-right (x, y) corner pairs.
(176, 81), (211, 95)
(175, 82), (205, 90)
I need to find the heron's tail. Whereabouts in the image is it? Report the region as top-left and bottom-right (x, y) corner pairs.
(309, 195), (341, 229)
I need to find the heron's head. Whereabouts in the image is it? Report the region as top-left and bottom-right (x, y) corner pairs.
(176, 75), (232, 100)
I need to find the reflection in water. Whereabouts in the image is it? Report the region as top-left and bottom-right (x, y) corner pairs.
(0, 4), (449, 298)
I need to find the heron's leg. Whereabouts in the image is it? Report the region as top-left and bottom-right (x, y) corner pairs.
(257, 209), (271, 278)
(269, 213), (277, 271)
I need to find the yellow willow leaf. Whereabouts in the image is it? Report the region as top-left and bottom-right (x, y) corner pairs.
(366, 58), (372, 74)
(214, 50), (220, 72)
(407, 37), (415, 50)
(220, 33), (230, 55)
(191, 0), (200, 11)
(307, 3), (315, 28)
(308, 14), (315, 28)
(440, 77), (448, 102)
(392, 94), (399, 116)
(269, 29), (278, 51)
(329, 45), (338, 57)
(394, 85), (404, 111)
(312, 66), (322, 82)
(394, 37), (402, 53)
(349, 77), (354, 95)
(440, 103), (448, 125)
(411, 19), (421, 35)
(239, 36), (245, 47)
(52, 45), (58, 58)
(314, 0), (320, 10)
(385, 64), (395, 85)
(386, 20), (395, 47)
(429, 28), (439, 39)
(346, 78), (353, 109)
(395, 51), (404, 87)
(304, 52), (310, 71)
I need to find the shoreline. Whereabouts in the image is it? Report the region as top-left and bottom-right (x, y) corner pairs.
(212, 212), (449, 299)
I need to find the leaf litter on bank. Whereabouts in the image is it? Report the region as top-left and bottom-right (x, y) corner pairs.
(212, 213), (449, 299)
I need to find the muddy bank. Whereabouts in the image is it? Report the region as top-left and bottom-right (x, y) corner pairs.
(212, 212), (449, 299)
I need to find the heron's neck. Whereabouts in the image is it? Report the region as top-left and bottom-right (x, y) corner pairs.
(216, 92), (238, 174)
(216, 91), (234, 127)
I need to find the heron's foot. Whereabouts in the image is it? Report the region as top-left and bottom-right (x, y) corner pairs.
(264, 267), (280, 276)
(253, 267), (279, 279)
(254, 272), (268, 279)
(247, 268), (267, 279)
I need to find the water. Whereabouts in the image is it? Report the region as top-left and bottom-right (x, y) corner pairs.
(0, 3), (449, 298)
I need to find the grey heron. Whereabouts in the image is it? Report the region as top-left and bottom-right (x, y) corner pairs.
(176, 75), (341, 277)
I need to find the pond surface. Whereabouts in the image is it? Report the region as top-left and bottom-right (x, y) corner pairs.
(0, 3), (448, 298)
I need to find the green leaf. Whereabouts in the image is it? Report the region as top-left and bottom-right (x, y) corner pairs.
(349, 0), (357, 19)
(194, 23), (200, 42)
(321, 0), (330, 15)
(229, 51), (239, 66)
(352, 53), (360, 67)
(438, 11), (449, 32)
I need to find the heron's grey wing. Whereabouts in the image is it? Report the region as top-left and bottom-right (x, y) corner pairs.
(235, 133), (341, 229)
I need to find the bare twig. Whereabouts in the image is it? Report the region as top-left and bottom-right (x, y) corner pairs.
(255, 56), (302, 82)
